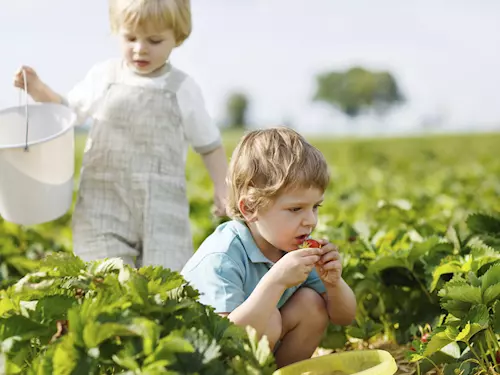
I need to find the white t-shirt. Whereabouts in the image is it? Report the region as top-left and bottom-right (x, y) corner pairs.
(66, 59), (221, 154)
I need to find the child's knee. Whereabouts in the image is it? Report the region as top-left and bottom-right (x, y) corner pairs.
(295, 287), (329, 332)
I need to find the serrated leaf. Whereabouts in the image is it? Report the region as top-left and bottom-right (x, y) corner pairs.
(34, 295), (75, 324)
(246, 326), (273, 367)
(423, 326), (458, 356)
(0, 315), (48, 342)
(441, 300), (472, 319)
(430, 261), (463, 292)
(467, 213), (500, 236)
(483, 283), (500, 306)
(40, 253), (86, 277)
(443, 284), (482, 305)
(91, 258), (125, 275)
(408, 237), (440, 265)
(144, 333), (193, 366)
(127, 318), (160, 356)
(456, 322), (486, 343)
(53, 334), (93, 375)
(481, 263), (500, 291)
(82, 322), (136, 349)
(464, 304), (489, 327)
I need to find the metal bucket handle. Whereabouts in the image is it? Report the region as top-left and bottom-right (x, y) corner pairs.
(18, 68), (30, 152)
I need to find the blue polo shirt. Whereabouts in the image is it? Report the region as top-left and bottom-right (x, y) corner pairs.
(181, 220), (326, 313)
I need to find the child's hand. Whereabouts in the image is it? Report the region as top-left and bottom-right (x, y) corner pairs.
(269, 247), (325, 289)
(13, 66), (44, 100)
(315, 240), (343, 286)
(212, 189), (227, 217)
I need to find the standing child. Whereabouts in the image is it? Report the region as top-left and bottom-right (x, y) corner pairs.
(181, 127), (357, 368)
(13, 0), (228, 271)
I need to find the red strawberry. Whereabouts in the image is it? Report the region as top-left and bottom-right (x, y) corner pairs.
(299, 239), (322, 249)
(421, 333), (430, 343)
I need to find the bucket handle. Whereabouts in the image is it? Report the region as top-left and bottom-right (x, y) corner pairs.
(18, 69), (30, 152)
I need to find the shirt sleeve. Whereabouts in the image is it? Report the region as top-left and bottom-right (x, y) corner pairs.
(182, 253), (245, 313)
(176, 76), (222, 154)
(302, 269), (326, 294)
(64, 60), (115, 126)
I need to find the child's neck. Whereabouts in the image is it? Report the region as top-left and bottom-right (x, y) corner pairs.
(246, 222), (284, 263)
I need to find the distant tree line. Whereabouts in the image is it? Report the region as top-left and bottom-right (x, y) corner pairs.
(224, 66), (405, 129)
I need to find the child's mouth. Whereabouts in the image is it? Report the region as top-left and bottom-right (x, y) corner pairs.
(295, 234), (309, 243)
(134, 60), (150, 67)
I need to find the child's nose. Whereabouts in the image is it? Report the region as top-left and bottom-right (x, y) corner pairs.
(133, 42), (147, 55)
(302, 210), (317, 227)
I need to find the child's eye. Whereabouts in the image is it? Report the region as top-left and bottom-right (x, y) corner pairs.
(313, 204), (322, 210)
(288, 207), (301, 212)
(149, 39), (163, 45)
(126, 36), (136, 42)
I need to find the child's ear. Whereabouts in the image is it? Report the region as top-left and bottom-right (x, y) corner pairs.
(238, 198), (257, 222)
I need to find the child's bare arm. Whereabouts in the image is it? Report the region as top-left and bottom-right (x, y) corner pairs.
(200, 145), (228, 216)
(322, 278), (356, 325)
(219, 273), (285, 340)
(220, 248), (324, 340)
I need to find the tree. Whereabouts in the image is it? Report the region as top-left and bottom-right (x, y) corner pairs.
(313, 66), (405, 118)
(226, 92), (249, 128)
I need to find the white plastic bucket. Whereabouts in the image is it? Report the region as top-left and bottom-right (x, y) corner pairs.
(0, 99), (77, 225)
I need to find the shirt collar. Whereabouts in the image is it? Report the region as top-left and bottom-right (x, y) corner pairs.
(232, 220), (275, 265)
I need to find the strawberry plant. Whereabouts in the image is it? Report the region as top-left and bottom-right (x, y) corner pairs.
(0, 254), (276, 374)
(406, 212), (500, 374)
(0, 218), (69, 290)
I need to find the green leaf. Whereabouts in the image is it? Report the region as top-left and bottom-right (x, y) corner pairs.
(90, 258), (125, 275)
(439, 342), (461, 359)
(127, 317), (160, 356)
(464, 304), (489, 327)
(456, 322), (486, 343)
(0, 296), (16, 316)
(53, 334), (94, 375)
(0, 315), (48, 343)
(408, 236), (440, 265)
(483, 283), (500, 306)
(245, 326), (273, 367)
(34, 295), (75, 324)
(467, 213), (500, 236)
(442, 284), (482, 305)
(40, 253), (86, 277)
(143, 331), (195, 368)
(82, 322), (136, 349)
(368, 256), (408, 274)
(430, 261), (463, 292)
(441, 300), (472, 319)
(423, 326), (458, 356)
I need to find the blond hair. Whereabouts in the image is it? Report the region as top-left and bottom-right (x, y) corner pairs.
(109, 0), (192, 45)
(227, 127), (330, 221)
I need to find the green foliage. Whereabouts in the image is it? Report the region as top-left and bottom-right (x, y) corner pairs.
(2, 132), (500, 373)
(313, 66), (404, 117)
(225, 92), (249, 128)
(0, 254), (276, 375)
(406, 213), (500, 374)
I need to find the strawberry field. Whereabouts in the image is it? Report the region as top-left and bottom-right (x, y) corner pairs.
(1, 131), (500, 374)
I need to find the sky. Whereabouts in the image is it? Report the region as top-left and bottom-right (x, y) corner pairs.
(1, 0), (499, 136)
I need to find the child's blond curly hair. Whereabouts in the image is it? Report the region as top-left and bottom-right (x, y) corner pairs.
(109, 0), (191, 45)
(226, 127), (330, 221)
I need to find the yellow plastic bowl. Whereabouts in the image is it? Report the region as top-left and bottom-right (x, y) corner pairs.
(273, 349), (398, 375)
